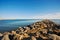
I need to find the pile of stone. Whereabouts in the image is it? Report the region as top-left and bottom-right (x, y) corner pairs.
(0, 19), (60, 40)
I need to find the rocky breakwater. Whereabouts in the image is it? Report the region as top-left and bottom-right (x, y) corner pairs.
(0, 19), (60, 40)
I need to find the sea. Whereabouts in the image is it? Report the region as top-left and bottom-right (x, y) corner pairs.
(0, 19), (60, 33)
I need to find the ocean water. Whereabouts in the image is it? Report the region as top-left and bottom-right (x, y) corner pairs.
(0, 19), (60, 33)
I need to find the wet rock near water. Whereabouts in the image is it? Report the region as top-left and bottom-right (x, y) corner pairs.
(0, 19), (60, 40)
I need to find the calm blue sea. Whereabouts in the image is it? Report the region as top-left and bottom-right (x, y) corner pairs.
(0, 19), (60, 33)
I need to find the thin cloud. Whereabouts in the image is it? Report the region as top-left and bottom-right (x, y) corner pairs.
(33, 13), (60, 19)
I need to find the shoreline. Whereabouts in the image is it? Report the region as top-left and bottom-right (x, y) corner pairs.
(0, 19), (60, 40)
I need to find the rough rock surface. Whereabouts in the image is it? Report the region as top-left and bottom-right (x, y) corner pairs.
(0, 19), (60, 40)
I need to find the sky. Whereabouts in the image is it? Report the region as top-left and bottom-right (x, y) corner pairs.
(0, 0), (60, 19)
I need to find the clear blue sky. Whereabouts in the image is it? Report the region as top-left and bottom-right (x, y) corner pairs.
(0, 0), (60, 19)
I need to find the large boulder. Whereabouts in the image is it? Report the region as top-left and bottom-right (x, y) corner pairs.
(48, 34), (60, 40)
(2, 32), (10, 40)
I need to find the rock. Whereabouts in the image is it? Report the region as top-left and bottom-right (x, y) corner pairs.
(9, 34), (14, 40)
(40, 29), (48, 34)
(11, 31), (16, 35)
(13, 34), (24, 40)
(24, 27), (31, 34)
(31, 36), (37, 40)
(0, 33), (3, 36)
(35, 32), (40, 38)
(0, 33), (3, 40)
(40, 19), (57, 29)
(30, 29), (37, 33)
(31, 19), (57, 30)
(48, 34), (60, 40)
(23, 33), (30, 38)
(2, 32), (10, 40)
(39, 34), (48, 40)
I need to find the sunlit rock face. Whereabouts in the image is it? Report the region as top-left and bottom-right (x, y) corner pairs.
(48, 34), (60, 40)
(2, 32), (10, 40)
